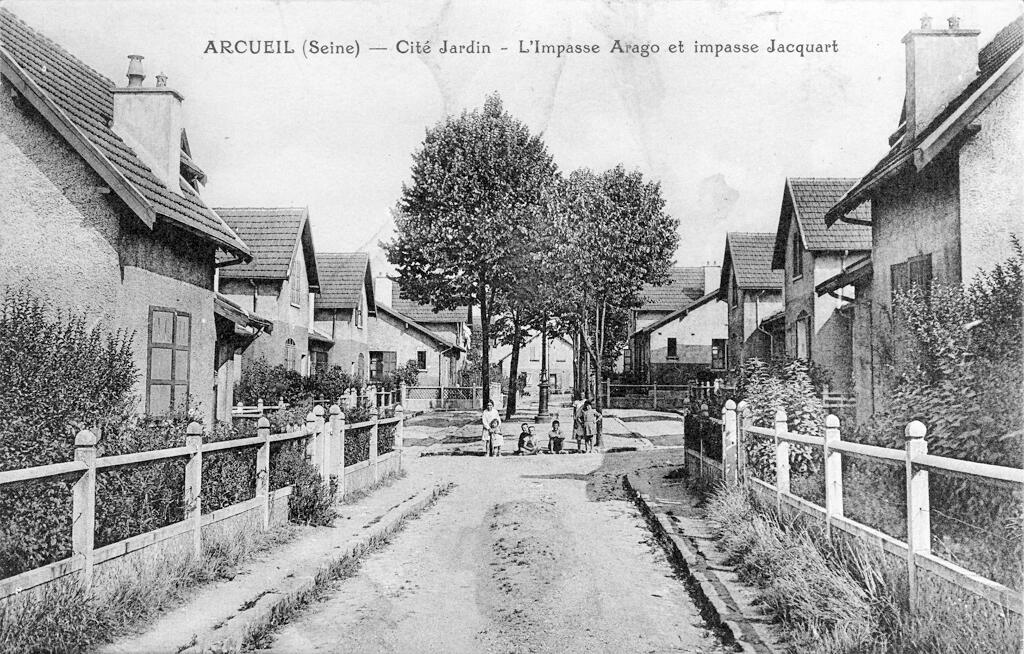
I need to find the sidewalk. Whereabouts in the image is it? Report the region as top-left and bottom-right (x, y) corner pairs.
(624, 462), (785, 654)
(100, 469), (450, 654)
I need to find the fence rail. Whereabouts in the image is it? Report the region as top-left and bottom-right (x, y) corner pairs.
(684, 400), (1024, 616)
(0, 404), (406, 601)
(605, 381), (734, 410)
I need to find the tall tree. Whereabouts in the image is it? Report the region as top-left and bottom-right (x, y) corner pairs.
(550, 166), (679, 411)
(385, 95), (558, 406)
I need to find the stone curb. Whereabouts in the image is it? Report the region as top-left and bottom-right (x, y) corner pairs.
(624, 473), (777, 654)
(185, 483), (452, 654)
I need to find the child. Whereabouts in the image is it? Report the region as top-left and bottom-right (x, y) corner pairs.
(516, 423), (531, 454)
(547, 419), (565, 454)
(518, 426), (540, 455)
(582, 401), (600, 453)
(489, 418), (503, 457)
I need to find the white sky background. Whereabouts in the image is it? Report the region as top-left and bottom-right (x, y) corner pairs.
(6, 0), (1022, 271)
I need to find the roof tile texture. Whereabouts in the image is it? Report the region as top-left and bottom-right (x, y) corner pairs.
(216, 208), (307, 280)
(726, 232), (784, 289)
(0, 8), (249, 257)
(315, 252), (370, 309)
(390, 284), (469, 323)
(639, 267), (706, 310)
(788, 178), (872, 250)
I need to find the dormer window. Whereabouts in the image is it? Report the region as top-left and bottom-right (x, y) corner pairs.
(290, 277), (302, 308)
(355, 298), (364, 328)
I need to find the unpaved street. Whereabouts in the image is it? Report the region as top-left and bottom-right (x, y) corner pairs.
(260, 452), (730, 653)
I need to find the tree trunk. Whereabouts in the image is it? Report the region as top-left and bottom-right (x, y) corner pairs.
(477, 276), (491, 408)
(505, 313), (522, 419)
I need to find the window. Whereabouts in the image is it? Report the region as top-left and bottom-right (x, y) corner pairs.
(731, 278), (739, 307)
(667, 337), (678, 359)
(529, 343), (539, 361)
(369, 351), (397, 382)
(711, 339), (726, 370)
(795, 313), (811, 359)
(354, 298), (363, 329)
(312, 350), (328, 374)
(290, 278), (302, 308)
(285, 339), (297, 371)
(147, 308), (191, 416)
(891, 253), (933, 303)
(416, 350), (428, 370)
(791, 234), (804, 279)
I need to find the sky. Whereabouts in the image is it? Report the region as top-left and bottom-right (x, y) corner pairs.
(5, 0), (1022, 272)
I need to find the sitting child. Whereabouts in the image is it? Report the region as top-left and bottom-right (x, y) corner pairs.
(517, 424), (540, 455)
(547, 419), (565, 453)
(489, 418), (503, 457)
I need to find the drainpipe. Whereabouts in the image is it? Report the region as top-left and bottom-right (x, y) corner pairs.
(753, 290), (775, 358)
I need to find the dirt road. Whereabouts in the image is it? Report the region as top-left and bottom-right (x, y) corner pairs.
(259, 453), (730, 653)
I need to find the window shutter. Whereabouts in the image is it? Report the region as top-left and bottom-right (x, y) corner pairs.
(909, 254), (933, 293)
(890, 262), (909, 302)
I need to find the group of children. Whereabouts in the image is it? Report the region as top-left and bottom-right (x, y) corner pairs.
(479, 399), (602, 457)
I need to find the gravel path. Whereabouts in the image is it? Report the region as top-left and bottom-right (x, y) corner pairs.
(258, 454), (730, 653)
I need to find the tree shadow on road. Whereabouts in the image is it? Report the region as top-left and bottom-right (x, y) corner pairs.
(521, 449), (687, 503)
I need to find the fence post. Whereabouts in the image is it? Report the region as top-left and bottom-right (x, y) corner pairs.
(305, 410), (317, 465)
(256, 416), (271, 530)
(337, 407), (347, 498)
(736, 400), (751, 482)
(400, 382), (408, 407)
(823, 414), (844, 541)
(905, 420), (930, 613)
(72, 429), (97, 593)
(394, 403), (405, 452)
(774, 409), (790, 511)
(439, 382), (445, 410)
(723, 400), (737, 484)
(257, 397), (264, 415)
(184, 421), (203, 560)
(313, 405), (328, 488)
(329, 404), (342, 484)
(604, 379), (611, 408)
(370, 405), (380, 482)
(652, 382), (658, 410)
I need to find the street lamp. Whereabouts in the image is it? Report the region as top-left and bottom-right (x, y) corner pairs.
(535, 326), (550, 421)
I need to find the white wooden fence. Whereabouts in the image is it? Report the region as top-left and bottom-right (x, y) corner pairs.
(686, 400), (1023, 615)
(0, 404), (405, 601)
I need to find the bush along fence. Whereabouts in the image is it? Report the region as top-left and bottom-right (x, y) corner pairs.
(0, 404), (405, 601)
(686, 400), (1023, 617)
(234, 384), (401, 420)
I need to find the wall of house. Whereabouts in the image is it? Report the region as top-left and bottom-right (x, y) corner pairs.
(1, 82), (217, 421)
(365, 311), (458, 386)
(736, 287), (782, 371)
(645, 299), (727, 384)
(313, 305), (369, 379)
(498, 335), (574, 394)
(850, 277), (875, 423)
(958, 75), (1022, 280)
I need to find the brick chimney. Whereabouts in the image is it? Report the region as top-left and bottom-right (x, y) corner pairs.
(111, 55), (184, 192)
(902, 15), (980, 139)
(703, 263), (721, 295)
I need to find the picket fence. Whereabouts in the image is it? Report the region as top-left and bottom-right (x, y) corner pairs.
(0, 404), (405, 600)
(686, 400), (1023, 615)
(606, 381), (732, 410)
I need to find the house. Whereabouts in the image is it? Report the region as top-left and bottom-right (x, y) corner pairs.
(824, 14), (1023, 418)
(215, 208), (320, 376)
(384, 281), (472, 353)
(367, 304), (465, 387)
(1, 9), (254, 422)
(312, 253), (376, 378)
(213, 294), (273, 420)
(770, 178), (871, 392)
(632, 290), (728, 384)
(493, 331), (575, 394)
(718, 233), (784, 375)
(624, 265), (720, 373)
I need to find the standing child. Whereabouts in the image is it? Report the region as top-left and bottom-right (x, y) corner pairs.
(582, 401), (600, 453)
(548, 419), (565, 454)
(489, 418), (504, 457)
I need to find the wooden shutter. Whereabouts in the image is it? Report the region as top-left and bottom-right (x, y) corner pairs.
(667, 338), (677, 359)
(890, 261), (909, 302)
(909, 254), (933, 294)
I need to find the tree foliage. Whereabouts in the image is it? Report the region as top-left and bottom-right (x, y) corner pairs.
(385, 94), (559, 405)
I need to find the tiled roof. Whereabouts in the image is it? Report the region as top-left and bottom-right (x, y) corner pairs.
(0, 8), (250, 259)
(827, 15), (1024, 224)
(720, 232), (783, 291)
(772, 178), (871, 268)
(215, 208), (318, 286)
(639, 267), (706, 311)
(638, 290), (720, 336)
(390, 284), (469, 323)
(314, 253), (371, 310)
(377, 304), (463, 352)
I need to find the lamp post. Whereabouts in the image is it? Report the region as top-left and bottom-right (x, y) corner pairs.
(535, 326), (550, 421)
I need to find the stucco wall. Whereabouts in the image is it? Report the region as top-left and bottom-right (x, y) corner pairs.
(850, 277), (875, 422)
(646, 300), (726, 366)
(2, 80), (217, 421)
(958, 74), (1022, 280)
(366, 311), (459, 386)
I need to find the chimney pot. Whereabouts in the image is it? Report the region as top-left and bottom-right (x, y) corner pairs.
(948, 15), (961, 30)
(156, 73), (167, 88)
(126, 54), (145, 88)
(920, 14), (933, 30)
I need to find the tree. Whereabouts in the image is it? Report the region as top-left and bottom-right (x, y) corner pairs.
(548, 167), (679, 410)
(384, 94), (558, 406)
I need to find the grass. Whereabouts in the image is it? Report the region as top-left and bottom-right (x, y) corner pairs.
(340, 468), (407, 504)
(0, 517), (297, 654)
(703, 483), (1023, 653)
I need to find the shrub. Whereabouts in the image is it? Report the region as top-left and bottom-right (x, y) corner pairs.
(268, 440), (336, 526)
(234, 357), (306, 405)
(305, 365), (355, 402)
(735, 357), (825, 480)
